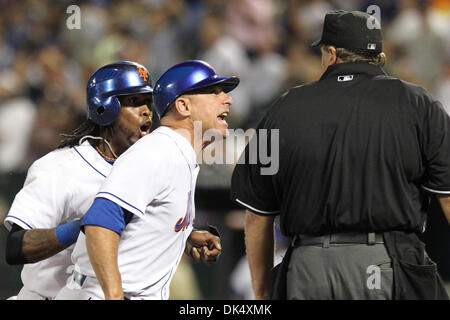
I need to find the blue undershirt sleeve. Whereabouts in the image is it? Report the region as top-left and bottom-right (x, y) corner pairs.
(81, 197), (133, 235)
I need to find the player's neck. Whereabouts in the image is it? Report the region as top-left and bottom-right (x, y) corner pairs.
(95, 139), (118, 161)
(160, 119), (204, 156)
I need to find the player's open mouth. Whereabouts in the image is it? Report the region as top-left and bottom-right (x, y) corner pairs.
(217, 112), (228, 126)
(140, 123), (152, 137)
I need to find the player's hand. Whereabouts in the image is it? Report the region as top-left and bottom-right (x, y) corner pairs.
(186, 230), (222, 266)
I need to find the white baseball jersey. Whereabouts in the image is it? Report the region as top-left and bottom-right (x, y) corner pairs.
(68, 126), (199, 300)
(4, 140), (112, 299)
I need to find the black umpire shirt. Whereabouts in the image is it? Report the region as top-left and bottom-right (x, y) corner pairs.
(230, 62), (450, 237)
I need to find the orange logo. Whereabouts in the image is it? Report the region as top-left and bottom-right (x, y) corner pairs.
(137, 66), (148, 81)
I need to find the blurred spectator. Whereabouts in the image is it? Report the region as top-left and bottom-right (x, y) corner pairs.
(61, 3), (109, 67)
(387, 0), (447, 90)
(146, 1), (189, 78)
(247, 33), (288, 113)
(0, 50), (37, 173)
(436, 61), (450, 115)
(229, 216), (288, 300)
(284, 43), (322, 90)
(0, 98), (36, 173)
(283, 0), (334, 46)
(198, 14), (252, 127)
(225, 0), (278, 55)
(169, 255), (203, 300)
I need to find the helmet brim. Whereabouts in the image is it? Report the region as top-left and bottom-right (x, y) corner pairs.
(311, 38), (322, 47)
(112, 85), (153, 97)
(186, 76), (240, 94)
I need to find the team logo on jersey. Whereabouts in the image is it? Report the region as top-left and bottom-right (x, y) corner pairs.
(175, 191), (193, 232)
(174, 213), (192, 232)
(137, 66), (149, 81)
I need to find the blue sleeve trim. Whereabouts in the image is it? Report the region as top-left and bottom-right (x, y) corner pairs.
(123, 210), (133, 225)
(81, 198), (129, 235)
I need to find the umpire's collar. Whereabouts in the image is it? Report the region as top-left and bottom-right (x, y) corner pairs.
(320, 62), (387, 81)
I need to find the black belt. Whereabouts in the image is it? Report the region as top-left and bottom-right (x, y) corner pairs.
(291, 232), (384, 248)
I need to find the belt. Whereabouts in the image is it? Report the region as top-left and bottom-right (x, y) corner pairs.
(73, 270), (87, 287)
(291, 232), (384, 248)
(72, 271), (130, 299)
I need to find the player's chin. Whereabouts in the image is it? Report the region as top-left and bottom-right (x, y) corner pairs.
(127, 134), (141, 146)
(216, 121), (229, 138)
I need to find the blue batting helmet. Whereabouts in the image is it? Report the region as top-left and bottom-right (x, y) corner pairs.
(87, 61), (153, 126)
(153, 60), (239, 119)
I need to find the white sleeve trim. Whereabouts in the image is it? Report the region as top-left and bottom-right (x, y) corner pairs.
(421, 185), (450, 194)
(3, 216), (33, 231)
(235, 198), (280, 215)
(96, 192), (145, 218)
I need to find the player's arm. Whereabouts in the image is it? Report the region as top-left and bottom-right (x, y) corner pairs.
(5, 164), (81, 264)
(437, 195), (450, 224)
(185, 228), (222, 265)
(6, 220), (80, 264)
(244, 209), (275, 300)
(81, 198), (132, 300)
(85, 225), (123, 300)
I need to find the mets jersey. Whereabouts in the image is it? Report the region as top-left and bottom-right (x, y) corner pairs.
(3, 140), (111, 299)
(69, 126), (199, 299)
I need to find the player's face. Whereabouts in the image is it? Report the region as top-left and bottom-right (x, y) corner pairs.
(186, 85), (233, 138)
(112, 93), (153, 155)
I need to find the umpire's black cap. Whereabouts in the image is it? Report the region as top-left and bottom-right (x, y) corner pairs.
(312, 10), (383, 55)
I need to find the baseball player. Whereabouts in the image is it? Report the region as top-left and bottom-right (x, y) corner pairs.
(54, 60), (238, 300)
(3, 61), (154, 300)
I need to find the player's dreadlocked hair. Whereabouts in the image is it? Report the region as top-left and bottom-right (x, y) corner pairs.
(57, 119), (114, 149)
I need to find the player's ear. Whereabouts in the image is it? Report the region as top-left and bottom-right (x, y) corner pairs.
(174, 96), (192, 117)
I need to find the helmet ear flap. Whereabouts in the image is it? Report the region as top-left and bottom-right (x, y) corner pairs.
(88, 96), (122, 126)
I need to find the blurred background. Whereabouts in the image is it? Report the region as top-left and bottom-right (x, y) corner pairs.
(0, 0), (449, 300)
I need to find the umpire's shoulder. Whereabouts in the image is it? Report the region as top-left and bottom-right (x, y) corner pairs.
(269, 82), (318, 110)
(289, 80), (319, 92)
(391, 78), (442, 116)
(397, 79), (436, 103)
(256, 83), (316, 128)
(280, 81), (321, 104)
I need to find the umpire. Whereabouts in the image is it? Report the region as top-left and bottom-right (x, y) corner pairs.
(230, 10), (450, 300)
